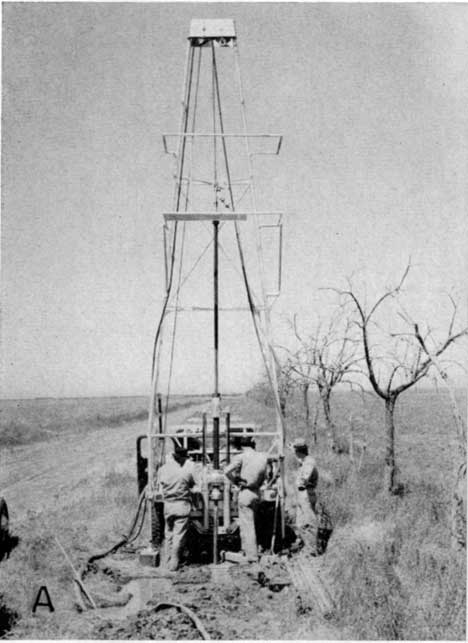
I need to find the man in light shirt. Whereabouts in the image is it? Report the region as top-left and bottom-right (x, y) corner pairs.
(224, 436), (268, 563)
(158, 446), (195, 571)
(292, 437), (319, 555)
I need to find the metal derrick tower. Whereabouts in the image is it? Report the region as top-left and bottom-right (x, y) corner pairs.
(145, 19), (286, 556)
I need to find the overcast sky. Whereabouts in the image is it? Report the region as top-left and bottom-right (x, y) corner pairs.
(2, 2), (467, 398)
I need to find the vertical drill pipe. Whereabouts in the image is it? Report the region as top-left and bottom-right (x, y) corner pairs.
(211, 41), (221, 473)
(212, 500), (219, 564)
(202, 412), (207, 464)
(226, 412), (231, 464)
(223, 478), (230, 532)
(212, 217), (220, 470)
(213, 416), (220, 470)
(154, 392), (163, 545)
(202, 412), (209, 530)
(157, 394), (163, 433)
(213, 219), (219, 396)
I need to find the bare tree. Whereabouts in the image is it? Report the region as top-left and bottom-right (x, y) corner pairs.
(278, 324), (316, 440)
(248, 356), (296, 416)
(273, 355), (297, 419)
(281, 312), (360, 451)
(412, 317), (466, 550)
(335, 266), (467, 493)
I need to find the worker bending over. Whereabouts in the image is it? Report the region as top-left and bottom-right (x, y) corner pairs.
(224, 436), (268, 563)
(159, 446), (195, 571)
(292, 437), (319, 556)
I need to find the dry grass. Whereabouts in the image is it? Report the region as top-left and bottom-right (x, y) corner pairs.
(0, 395), (206, 448)
(1, 468), (137, 639)
(322, 477), (466, 639)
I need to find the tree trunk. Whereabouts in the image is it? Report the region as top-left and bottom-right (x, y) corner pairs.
(279, 396), (287, 418)
(452, 461), (467, 550)
(303, 382), (318, 445)
(321, 390), (336, 451)
(303, 381), (310, 428)
(452, 441), (467, 550)
(311, 405), (319, 446)
(384, 396), (397, 493)
(348, 417), (355, 465)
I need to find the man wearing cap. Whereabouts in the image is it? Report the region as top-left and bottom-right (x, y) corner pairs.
(158, 446), (195, 571)
(224, 436), (268, 562)
(292, 437), (319, 555)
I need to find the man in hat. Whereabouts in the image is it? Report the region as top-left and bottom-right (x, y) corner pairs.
(224, 436), (268, 562)
(159, 445), (195, 571)
(292, 437), (319, 555)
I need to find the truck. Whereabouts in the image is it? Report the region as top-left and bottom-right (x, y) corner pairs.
(137, 409), (289, 565)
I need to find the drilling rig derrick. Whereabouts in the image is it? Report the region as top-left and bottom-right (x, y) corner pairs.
(137, 19), (286, 567)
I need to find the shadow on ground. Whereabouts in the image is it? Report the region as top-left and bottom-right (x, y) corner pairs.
(0, 534), (20, 563)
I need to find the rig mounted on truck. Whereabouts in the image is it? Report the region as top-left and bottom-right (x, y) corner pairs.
(137, 18), (287, 567)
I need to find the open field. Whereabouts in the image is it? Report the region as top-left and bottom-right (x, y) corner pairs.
(0, 395), (210, 448)
(0, 390), (466, 639)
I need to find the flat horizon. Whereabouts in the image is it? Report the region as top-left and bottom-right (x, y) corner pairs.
(1, 386), (464, 403)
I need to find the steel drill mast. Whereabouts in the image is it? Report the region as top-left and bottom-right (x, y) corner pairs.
(145, 19), (286, 559)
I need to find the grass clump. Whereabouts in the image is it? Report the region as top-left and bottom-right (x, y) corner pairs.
(328, 536), (405, 639)
(0, 420), (41, 447)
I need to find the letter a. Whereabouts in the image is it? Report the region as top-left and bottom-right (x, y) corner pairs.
(32, 585), (55, 613)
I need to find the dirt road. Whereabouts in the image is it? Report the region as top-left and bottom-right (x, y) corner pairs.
(0, 403), (205, 521)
